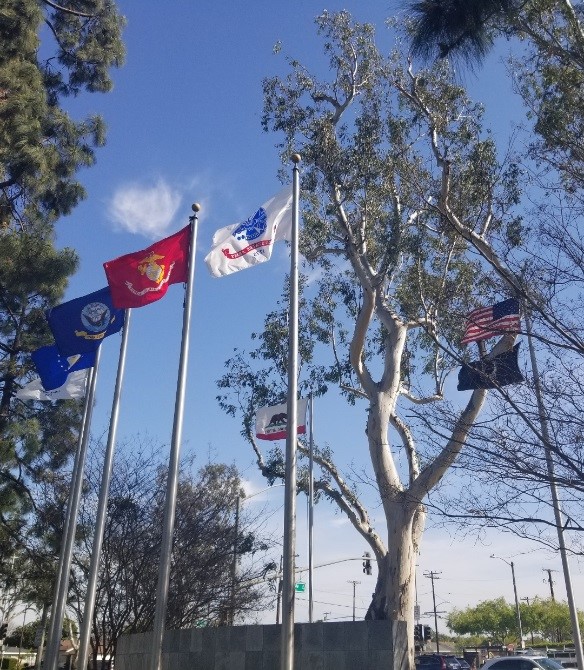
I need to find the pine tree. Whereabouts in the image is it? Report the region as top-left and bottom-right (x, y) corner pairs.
(0, 0), (125, 229)
(0, 0), (124, 574)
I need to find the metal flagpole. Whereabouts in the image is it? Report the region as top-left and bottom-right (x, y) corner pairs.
(77, 309), (132, 670)
(281, 154), (301, 670)
(308, 392), (314, 623)
(525, 309), (584, 669)
(44, 347), (102, 670)
(149, 204), (200, 670)
(43, 378), (92, 668)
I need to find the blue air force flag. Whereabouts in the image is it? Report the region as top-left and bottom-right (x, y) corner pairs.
(46, 287), (124, 356)
(31, 345), (95, 390)
(205, 186), (293, 277)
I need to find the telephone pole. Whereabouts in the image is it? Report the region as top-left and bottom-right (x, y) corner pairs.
(424, 571), (442, 653)
(543, 569), (556, 601)
(348, 580), (361, 622)
(491, 555), (524, 649)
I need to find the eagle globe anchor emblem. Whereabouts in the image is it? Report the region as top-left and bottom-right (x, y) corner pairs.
(138, 253), (166, 284)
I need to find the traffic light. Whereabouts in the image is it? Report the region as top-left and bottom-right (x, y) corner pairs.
(414, 624), (423, 642)
(0, 622), (7, 639)
(424, 625), (432, 641)
(362, 552), (372, 575)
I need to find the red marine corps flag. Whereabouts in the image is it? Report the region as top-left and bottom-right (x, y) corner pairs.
(103, 225), (191, 308)
(255, 398), (308, 441)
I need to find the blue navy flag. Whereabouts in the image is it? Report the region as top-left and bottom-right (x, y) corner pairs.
(46, 287), (125, 356)
(31, 345), (96, 391)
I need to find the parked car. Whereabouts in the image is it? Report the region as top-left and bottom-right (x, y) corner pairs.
(482, 656), (565, 670)
(416, 654), (464, 670)
(457, 658), (472, 670)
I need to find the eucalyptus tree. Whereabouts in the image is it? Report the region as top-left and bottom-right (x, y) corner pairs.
(404, 0), (584, 550)
(217, 11), (522, 663)
(407, 0), (584, 196)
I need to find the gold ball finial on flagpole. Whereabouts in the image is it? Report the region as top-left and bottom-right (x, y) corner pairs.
(191, 203), (201, 213)
(291, 153), (301, 164)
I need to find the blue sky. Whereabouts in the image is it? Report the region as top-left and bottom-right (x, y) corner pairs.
(47, 0), (584, 627)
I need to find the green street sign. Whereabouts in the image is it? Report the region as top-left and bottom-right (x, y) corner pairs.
(295, 582), (305, 593)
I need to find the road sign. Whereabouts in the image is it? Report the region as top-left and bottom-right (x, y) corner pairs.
(295, 582), (305, 592)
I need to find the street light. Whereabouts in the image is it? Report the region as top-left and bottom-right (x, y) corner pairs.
(491, 555), (524, 649)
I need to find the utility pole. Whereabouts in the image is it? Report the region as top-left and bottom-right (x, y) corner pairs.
(491, 555), (524, 649)
(348, 581), (361, 622)
(424, 571), (442, 653)
(543, 569), (556, 601)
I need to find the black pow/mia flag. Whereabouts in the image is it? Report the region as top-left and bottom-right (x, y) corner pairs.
(457, 343), (524, 391)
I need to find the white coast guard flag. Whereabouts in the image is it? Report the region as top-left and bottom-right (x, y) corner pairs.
(16, 369), (88, 401)
(255, 398), (308, 441)
(205, 186), (293, 277)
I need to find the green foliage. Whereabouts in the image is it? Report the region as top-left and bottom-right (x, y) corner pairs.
(220, 12), (524, 632)
(406, 0), (584, 195)
(521, 598), (584, 642)
(448, 597), (584, 646)
(0, 0), (124, 596)
(222, 11), (516, 418)
(408, 0), (519, 64)
(0, 229), (82, 576)
(447, 598), (518, 643)
(0, 0), (125, 229)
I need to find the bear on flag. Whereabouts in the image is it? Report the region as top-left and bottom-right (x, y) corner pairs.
(255, 398), (308, 441)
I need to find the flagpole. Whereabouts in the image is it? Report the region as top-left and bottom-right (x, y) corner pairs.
(281, 154), (300, 670)
(308, 392), (314, 623)
(77, 309), (132, 670)
(44, 348), (102, 670)
(43, 364), (94, 669)
(150, 204), (200, 670)
(525, 308), (584, 669)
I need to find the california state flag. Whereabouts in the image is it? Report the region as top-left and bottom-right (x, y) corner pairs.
(255, 398), (308, 441)
(205, 186), (292, 278)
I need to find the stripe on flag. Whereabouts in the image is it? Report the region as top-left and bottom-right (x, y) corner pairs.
(461, 298), (520, 345)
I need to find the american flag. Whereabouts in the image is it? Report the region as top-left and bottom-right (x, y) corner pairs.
(461, 298), (521, 345)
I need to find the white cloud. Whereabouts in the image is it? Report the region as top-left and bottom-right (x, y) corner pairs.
(108, 178), (182, 238)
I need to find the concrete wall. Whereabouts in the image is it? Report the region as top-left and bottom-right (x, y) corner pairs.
(116, 620), (407, 670)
